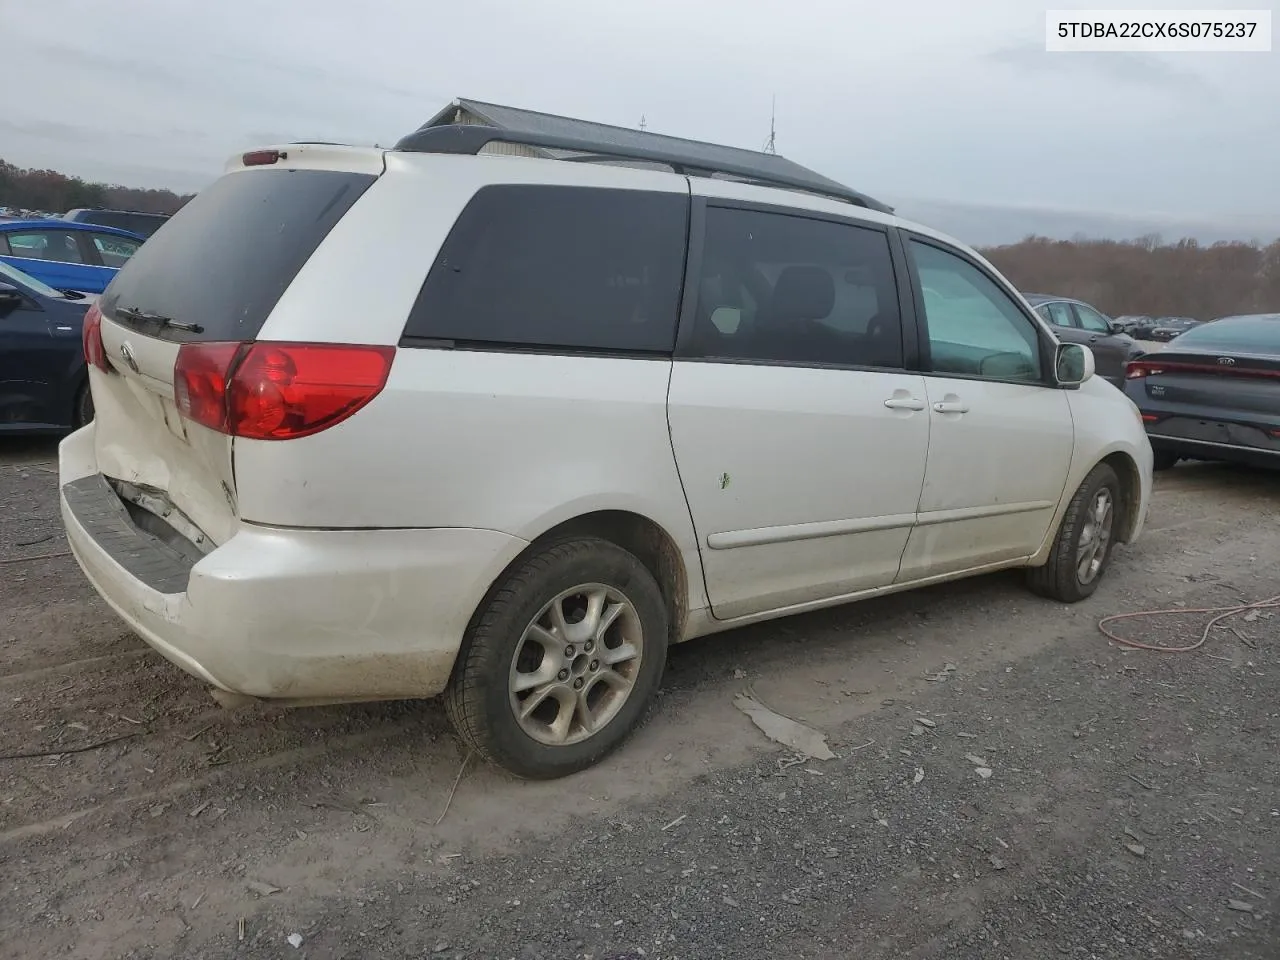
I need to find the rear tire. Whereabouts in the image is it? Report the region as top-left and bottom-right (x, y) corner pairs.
(1152, 450), (1179, 471)
(1027, 463), (1123, 603)
(444, 536), (668, 780)
(73, 382), (94, 428)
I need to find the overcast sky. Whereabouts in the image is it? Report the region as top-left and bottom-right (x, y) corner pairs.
(2, 0), (1276, 223)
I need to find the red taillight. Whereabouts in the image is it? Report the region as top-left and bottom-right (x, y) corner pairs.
(174, 342), (242, 432)
(173, 342), (394, 440)
(1126, 358), (1279, 380)
(82, 302), (108, 372)
(242, 149), (286, 167)
(1126, 359), (1163, 380)
(1141, 414), (1161, 423)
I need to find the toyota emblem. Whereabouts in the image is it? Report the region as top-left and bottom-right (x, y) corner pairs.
(119, 341), (140, 373)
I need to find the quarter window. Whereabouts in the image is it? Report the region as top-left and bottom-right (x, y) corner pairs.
(687, 206), (903, 368)
(92, 233), (141, 268)
(910, 240), (1041, 382)
(406, 185), (688, 353)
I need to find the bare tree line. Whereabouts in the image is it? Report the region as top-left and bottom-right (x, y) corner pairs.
(981, 235), (1280, 320)
(1, 159), (193, 216)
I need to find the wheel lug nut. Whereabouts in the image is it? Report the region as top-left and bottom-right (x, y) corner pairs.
(589, 660), (600, 671)
(564, 645), (575, 658)
(584, 640), (594, 652)
(557, 669), (569, 681)
(573, 678), (584, 690)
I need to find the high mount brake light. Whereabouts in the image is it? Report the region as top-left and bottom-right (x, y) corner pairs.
(82, 302), (108, 372)
(173, 342), (395, 440)
(242, 149), (287, 167)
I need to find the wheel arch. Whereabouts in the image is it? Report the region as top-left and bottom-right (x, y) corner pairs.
(1099, 450), (1142, 544)
(517, 510), (692, 647)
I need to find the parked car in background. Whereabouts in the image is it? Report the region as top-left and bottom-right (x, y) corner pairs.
(1149, 316), (1201, 342)
(64, 208), (170, 239)
(60, 131), (1153, 780)
(1024, 294), (1144, 386)
(0, 260), (94, 431)
(1113, 315), (1155, 337)
(1126, 313), (1279, 470)
(0, 220), (145, 295)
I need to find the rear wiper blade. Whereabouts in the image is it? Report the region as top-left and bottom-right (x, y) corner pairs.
(117, 305), (204, 333)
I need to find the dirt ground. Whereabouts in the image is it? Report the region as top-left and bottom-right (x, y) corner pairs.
(1, 435), (1276, 960)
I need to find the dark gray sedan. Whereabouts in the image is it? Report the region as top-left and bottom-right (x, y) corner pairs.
(1024, 294), (1144, 387)
(1125, 314), (1279, 470)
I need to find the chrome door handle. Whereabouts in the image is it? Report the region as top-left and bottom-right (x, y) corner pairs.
(932, 401), (969, 414)
(884, 397), (926, 411)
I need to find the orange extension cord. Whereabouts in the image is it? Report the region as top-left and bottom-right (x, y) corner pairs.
(1099, 592), (1280, 653)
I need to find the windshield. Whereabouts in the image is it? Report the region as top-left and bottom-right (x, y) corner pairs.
(0, 258), (65, 299)
(1174, 316), (1279, 352)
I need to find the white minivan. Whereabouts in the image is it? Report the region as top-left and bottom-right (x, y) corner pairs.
(60, 126), (1153, 779)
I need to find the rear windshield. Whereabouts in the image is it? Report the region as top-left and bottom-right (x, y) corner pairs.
(101, 169), (376, 342)
(76, 211), (168, 236)
(1174, 317), (1279, 351)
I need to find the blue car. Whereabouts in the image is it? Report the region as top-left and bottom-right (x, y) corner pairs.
(0, 219), (145, 295)
(0, 259), (94, 431)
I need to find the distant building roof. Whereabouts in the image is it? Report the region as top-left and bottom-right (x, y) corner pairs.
(421, 97), (858, 199)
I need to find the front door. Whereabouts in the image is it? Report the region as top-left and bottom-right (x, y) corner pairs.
(667, 202), (929, 620)
(0, 287), (60, 426)
(897, 237), (1075, 581)
(1070, 301), (1131, 384)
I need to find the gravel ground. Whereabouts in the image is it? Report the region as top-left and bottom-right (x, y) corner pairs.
(0, 436), (1276, 960)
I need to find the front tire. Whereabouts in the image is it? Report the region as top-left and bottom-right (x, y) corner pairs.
(1027, 463), (1123, 603)
(444, 537), (668, 780)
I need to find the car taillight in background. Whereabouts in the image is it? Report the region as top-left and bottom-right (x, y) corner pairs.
(1126, 358), (1280, 381)
(1125, 359), (1163, 379)
(82, 302), (108, 372)
(173, 342), (395, 440)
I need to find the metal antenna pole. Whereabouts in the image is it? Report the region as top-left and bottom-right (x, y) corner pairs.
(763, 95), (777, 154)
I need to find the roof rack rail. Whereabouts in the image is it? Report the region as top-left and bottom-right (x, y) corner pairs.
(392, 124), (892, 214)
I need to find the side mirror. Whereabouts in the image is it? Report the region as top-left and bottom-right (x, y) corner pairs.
(0, 282), (24, 311)
(1055, 342), (1095, 386)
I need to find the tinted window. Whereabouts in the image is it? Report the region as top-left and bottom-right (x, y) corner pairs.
(1041, 302), (1073, 327)
(406, 185), (687, 353)
(910, 240), (1041, 382)
(101, 169), (375, 342)
(1174, 316), (1278, 351)
(6, 230), (85, 263)
(92, 233), (141, 268)
(74, 210), (167, 237)
(686, 206), (902, 368)
(1073, 303), (1111, 333)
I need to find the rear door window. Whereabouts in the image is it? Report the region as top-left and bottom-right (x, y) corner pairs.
(101, 169), (376, 341)
(684, 206), (903, 368)
(1073, 303), (1112, 333)
(405, 185), (688, 354)
(1042, 302), (1074, 327)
